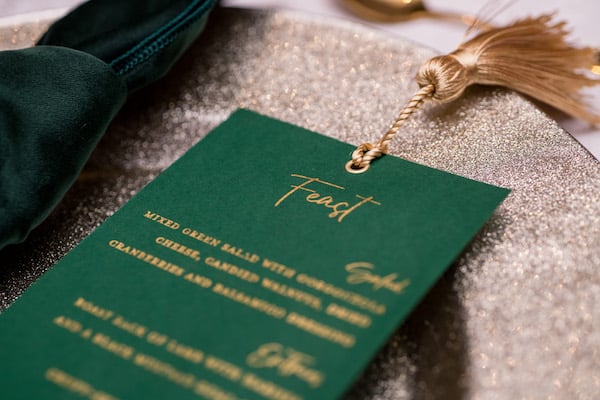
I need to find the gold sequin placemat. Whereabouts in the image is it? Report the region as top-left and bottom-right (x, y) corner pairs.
(1, 7), (599, 399)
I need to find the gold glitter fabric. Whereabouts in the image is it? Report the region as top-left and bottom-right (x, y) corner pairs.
(1, 7), (599, 399)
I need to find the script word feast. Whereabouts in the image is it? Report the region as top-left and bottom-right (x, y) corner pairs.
(275, 174), (380, 222)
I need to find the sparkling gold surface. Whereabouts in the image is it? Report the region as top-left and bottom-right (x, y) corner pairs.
(0, 18), (49, 49)
(1, 7), (600, 399)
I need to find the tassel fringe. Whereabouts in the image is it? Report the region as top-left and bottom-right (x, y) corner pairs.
(417, 14), (600, 123)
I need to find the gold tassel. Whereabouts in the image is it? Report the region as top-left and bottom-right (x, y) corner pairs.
(418, 14), (599, 121)
(348, 14), (600, 173)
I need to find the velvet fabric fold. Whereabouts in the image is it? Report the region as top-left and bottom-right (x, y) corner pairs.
(38, 0), (217, 91)
(0, 0), (217, 252)
(0, 46), (127, 247)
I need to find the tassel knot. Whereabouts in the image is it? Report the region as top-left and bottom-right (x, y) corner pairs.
(416, 54), (474, 102)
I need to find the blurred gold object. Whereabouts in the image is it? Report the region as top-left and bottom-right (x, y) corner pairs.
(340, 0), (479, 26)
(593, 52), (600, 74)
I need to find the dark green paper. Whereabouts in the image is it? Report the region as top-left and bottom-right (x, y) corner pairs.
(0, 109), (508, 399)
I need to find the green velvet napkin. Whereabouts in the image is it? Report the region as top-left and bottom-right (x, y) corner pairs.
(0, 0), (217, 251)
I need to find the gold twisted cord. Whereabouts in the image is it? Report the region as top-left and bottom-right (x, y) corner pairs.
(346, 84), (435, 173)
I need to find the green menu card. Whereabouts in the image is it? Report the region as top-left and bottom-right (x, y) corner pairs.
(0, 109), (508, 399)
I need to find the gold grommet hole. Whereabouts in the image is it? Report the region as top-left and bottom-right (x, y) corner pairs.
(345, 160), (370, 174)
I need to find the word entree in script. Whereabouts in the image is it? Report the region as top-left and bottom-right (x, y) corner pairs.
(246, 342), (325, 389)
(275, 174), (380, 222)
